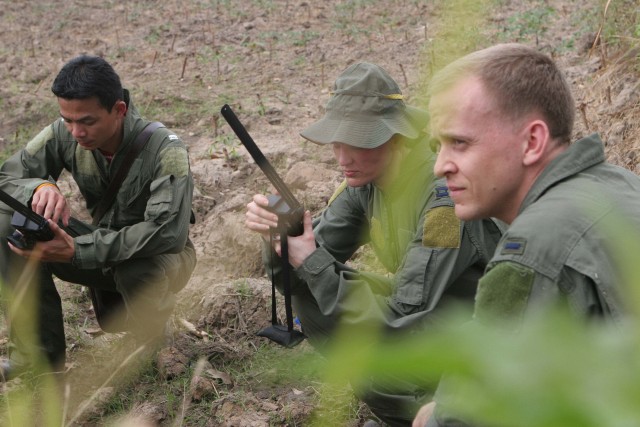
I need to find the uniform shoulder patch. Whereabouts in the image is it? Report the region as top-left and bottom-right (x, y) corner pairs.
(422, 206), (461, 248)
(75, 145), (101, 176)
(474, 261), (534, 324)
(160, 146), (189, 177)
(328, 180), (348, 206)
(25, 125), (54, 156)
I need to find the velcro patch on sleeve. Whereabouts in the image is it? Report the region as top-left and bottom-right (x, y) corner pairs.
(422, 206), (461, 248)
(25, 125), (54, 156)
(328, 180), (348, 206)
(75, 145), (101, 176)
(160, 146), (189, 177)
(474, 261), (534, 324)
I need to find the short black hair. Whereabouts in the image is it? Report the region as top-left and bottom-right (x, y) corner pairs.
(51, 55), (123, 112)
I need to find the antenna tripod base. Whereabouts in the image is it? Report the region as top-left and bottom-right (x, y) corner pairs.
(257, 324), (305, 348)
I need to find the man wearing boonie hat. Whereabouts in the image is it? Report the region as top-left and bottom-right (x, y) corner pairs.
(245, 63), (503, 426)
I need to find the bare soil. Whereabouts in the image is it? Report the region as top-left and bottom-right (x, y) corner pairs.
(0, 0), (639, 426)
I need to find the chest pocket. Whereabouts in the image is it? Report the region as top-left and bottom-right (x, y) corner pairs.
(109, 157), (151, 225)
(118, 158), (144, 203)
(393, 245), (434, 306)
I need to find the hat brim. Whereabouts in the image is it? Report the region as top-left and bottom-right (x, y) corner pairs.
(300, 105), (429, 149)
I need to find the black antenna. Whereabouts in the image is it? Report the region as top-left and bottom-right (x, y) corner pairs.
(220, 104), (301, 211)
(0, 189), (48, 229)
(220, 104), (305, 348)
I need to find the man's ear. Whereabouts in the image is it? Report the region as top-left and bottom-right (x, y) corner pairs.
(522, 119), (550, 166)
(114, 100), (128, 117)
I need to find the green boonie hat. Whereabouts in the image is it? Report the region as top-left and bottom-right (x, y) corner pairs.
(300, 62), (429, 149)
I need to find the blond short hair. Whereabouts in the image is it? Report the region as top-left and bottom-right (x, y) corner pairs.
(428, 43), (575, 143)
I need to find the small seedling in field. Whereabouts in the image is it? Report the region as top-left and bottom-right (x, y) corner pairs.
(208, 133), (241, 163)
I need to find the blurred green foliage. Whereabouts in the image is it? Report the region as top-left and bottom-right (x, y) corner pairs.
(301, 204), (640, 426)
(302, 0), (640, 425)
(332, 307), (640, 427)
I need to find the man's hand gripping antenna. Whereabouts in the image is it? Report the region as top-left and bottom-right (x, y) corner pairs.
(221, 104), (305, 348)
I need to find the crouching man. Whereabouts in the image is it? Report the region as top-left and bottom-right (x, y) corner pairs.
(0, 55), (196, 379)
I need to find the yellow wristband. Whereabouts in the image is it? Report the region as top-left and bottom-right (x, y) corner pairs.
(35, 182), (57, 192)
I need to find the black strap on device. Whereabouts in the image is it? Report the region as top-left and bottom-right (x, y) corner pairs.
(220, 104), (305, 348)
(261, 223), (305, 348)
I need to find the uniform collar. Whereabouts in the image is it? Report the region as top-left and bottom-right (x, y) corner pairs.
(520, 133), (606, 213)
(115, 89), (144, 155)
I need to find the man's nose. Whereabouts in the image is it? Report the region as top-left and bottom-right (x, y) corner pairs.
(433, 146), (454, 177)
(335, 147), (352, 165)
(70, 124), (87, 138)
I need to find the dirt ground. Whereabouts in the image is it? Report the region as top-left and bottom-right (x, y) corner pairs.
(0, 0), (639, 426)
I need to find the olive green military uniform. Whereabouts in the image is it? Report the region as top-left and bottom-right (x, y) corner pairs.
(0, 90), (196, 370)
(265, 135), (503, 426)
(428, 134), (640, 427)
